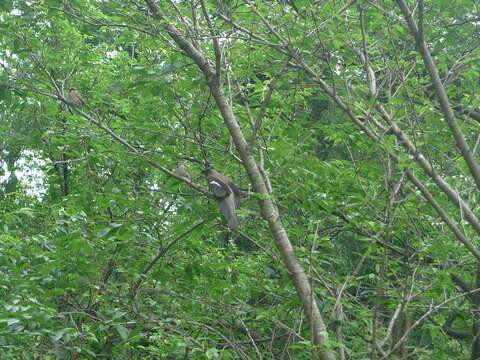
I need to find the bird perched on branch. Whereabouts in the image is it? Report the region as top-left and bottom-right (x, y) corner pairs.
(66, 87), (85, 106)
(174, 162), (192, 180)
(204, 168), (241, 231)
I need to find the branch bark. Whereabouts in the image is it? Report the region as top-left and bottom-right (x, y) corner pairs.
(143, 1), (335, 358)
(395, 0), (480, 192)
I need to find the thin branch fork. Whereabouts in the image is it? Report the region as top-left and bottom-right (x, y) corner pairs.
(131, 219), (206, 296)
(380, 288), (480, 359)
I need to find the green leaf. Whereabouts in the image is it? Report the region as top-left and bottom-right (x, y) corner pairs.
(2, 319), (20, 326)
(114, 324), (129, 341)
(206, 348), (219, 359)
(52, 329), (66, 342)
(96, 227), (111, 238)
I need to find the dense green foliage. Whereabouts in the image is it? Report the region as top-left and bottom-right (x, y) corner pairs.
(1, 0), (479, 359)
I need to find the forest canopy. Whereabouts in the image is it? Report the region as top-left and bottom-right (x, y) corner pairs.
(0, 1), (479, 359)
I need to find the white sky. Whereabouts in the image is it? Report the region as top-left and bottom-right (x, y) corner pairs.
(0, 150), (47, 199)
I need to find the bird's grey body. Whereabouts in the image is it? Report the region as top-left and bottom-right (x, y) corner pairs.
(205, 169), (240, 231)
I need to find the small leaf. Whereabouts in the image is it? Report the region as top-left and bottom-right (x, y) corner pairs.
(96, 227), (112, 238)
(111, 311), (128, 321)
(5, 319), (20, 326)
(52, 329), (66, 342)
(206, 348), (219, 359)
(114, 324), (129, 341)
(18, 208), (35, 218)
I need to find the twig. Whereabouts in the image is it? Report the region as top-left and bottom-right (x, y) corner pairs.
(132, 220), (206, 296)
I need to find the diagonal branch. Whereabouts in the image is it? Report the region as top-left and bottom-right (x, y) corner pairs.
(395, 0), (480, 191)
(199, 0), (222, 75)
(132, 220), (206, 296)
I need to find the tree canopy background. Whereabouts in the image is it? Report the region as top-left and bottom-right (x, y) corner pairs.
(1, 1), (479, 359)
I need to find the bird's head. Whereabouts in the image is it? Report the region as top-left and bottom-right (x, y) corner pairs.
(202, 166), (213, 176)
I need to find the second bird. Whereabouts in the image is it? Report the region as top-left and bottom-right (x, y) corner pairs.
(175, 162), (192, 180)
(67, 87), (85, 106)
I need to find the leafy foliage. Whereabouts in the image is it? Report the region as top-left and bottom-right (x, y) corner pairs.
(0, 0), (479, 359)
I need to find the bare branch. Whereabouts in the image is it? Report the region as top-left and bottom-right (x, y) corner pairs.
(395, 0), (480, 191)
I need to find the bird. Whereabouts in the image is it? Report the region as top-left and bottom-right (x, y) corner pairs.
(66, 87), (85, 106)
(204, 167), (241, 231)
(174, 162), (192, 180)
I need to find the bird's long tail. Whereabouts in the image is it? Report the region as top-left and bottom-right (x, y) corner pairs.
(217, 193), (239, 231)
